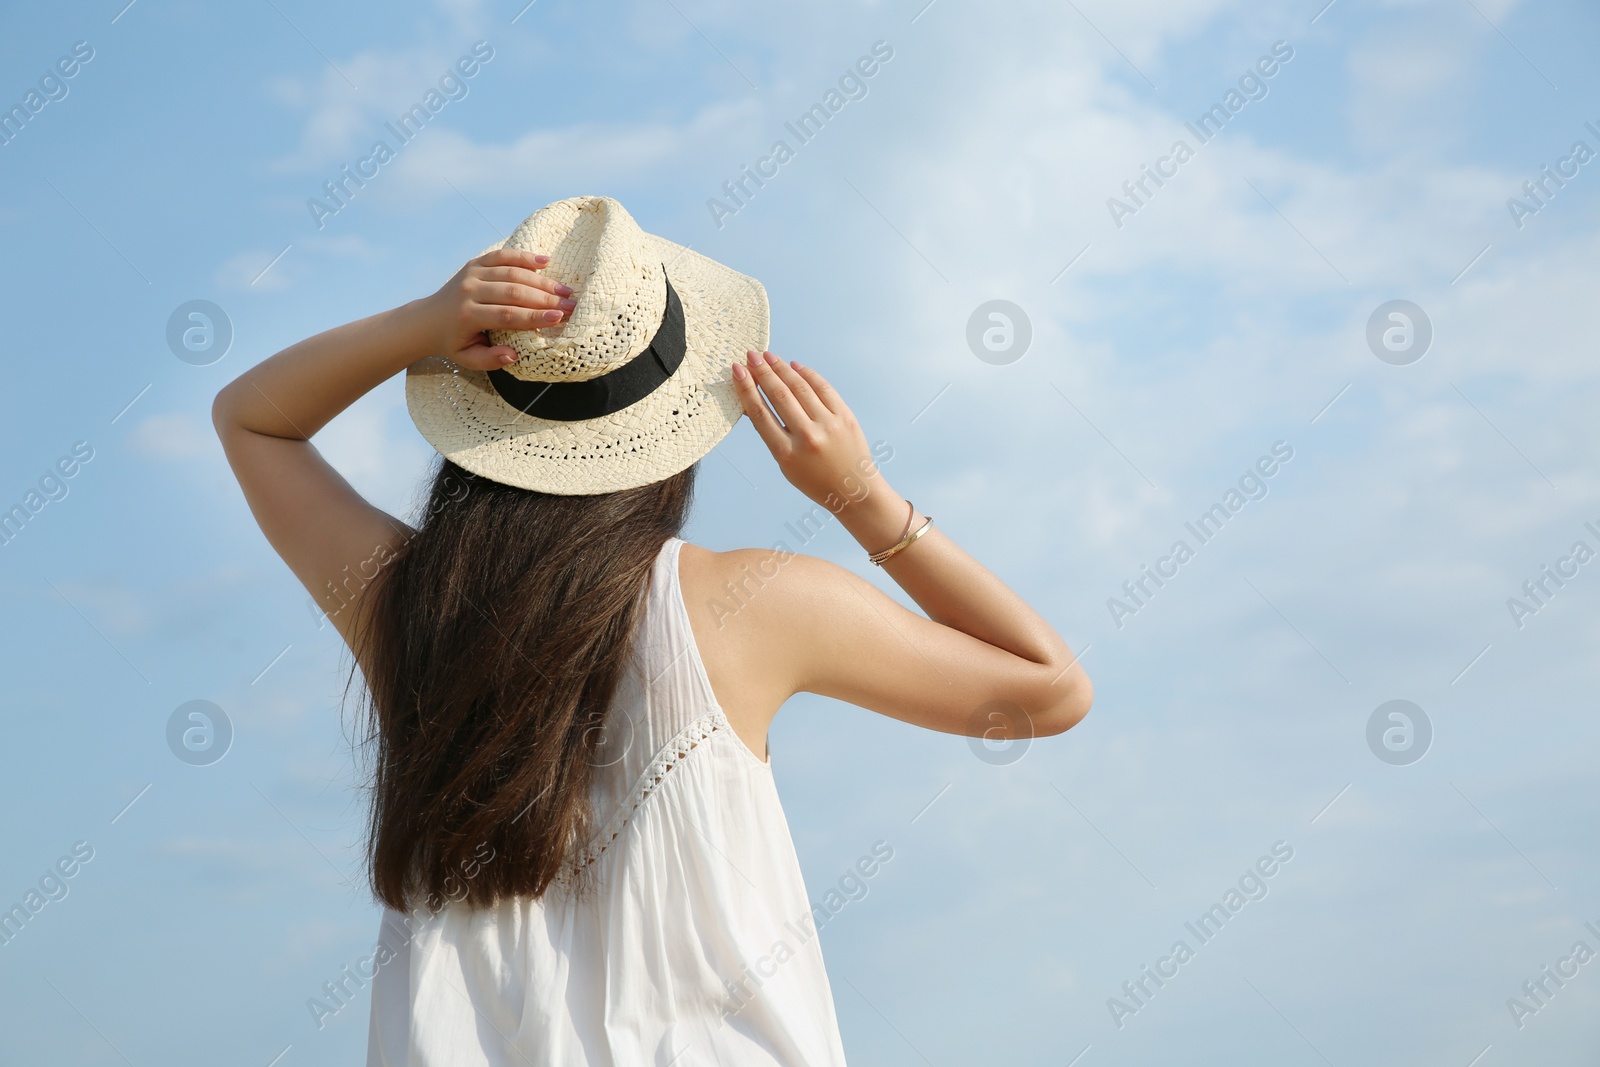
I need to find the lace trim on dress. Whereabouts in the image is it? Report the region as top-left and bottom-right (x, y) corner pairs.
(557, 710), (728, 884)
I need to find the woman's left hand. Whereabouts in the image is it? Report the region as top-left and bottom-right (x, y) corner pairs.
(417, 248), (577, 370)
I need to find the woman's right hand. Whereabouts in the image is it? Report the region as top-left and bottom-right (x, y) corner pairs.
(718, 349), (1093, 743)
(730, 350), (895, 519)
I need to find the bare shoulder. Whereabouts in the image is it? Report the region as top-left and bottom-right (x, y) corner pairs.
(676, 542), (844, 755)
(677, 542), (849, 643)
(676, 540), (820, 665)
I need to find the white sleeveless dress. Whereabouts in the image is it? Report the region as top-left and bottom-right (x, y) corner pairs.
(365, 536), (849, 1066)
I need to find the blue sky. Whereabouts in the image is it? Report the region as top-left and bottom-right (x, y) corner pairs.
(3, 0), (1599, 1063)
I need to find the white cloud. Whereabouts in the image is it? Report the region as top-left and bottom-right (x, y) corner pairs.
(392, 101), (759, 201)
(54, 577), (152, 637)
(128, 413), (215, 460)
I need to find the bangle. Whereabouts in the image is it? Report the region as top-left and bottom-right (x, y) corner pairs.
(869, 500), (934, 566)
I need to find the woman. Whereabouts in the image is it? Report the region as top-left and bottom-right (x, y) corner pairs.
(213, 195), (1092, 1065)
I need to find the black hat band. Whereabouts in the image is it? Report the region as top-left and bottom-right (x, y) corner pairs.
(486, 268), (686, 423)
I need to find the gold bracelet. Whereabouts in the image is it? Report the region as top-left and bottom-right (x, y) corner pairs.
(869, 501), (934, 565)
(871, 516), (933, 565)
(876, 499), (914, 555)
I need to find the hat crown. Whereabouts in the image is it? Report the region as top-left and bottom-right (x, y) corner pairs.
(491, 195), (668, 382)
(407, 191), (768, 495)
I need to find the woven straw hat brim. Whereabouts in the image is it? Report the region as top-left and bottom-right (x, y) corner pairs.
(406, 231), (768, 495)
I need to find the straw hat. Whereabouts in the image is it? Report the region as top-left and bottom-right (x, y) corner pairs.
(405, 195), (769, 495)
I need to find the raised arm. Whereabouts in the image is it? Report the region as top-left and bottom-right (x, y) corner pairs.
(713, 350), (1092, 743)
(211, 248), (572, 650)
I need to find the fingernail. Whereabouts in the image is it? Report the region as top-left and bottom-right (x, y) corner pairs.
(558, 298), (576, 310)
(545, 310), (562, 321)
(555, 284), (574, 297)
(763, 352), (779, 364)
(501, 352), (515, 364)
(746, 350), (760, 366)
(789, 360), (802, 369)
(732, 362), (747, 380)
(535, 254), (550, 263)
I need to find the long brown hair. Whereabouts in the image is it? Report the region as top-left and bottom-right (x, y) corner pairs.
(350, 456), (696, 912)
